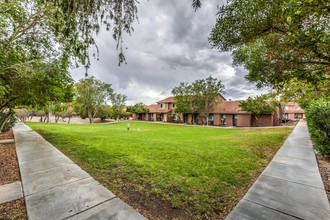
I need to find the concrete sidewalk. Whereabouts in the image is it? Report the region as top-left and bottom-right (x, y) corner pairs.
(226, 120), (330, 219)
(13, 122), (146, 220)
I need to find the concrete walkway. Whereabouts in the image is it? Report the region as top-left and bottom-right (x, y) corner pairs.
(226, 120), (330, 219)
(0, 181), (23, 204)
(13, 122), (146, 220)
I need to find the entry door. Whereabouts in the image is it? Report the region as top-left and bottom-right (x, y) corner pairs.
(233, 114), (237, 126)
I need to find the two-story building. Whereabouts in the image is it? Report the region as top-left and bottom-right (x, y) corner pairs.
(132, 96), (282, 127)
(283, 102), (305, 120)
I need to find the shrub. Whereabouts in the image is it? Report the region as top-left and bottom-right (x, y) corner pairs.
(0, 111), (17, 133)
(306, 99), (330, 156)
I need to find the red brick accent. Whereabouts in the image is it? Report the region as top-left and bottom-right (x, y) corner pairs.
(214, 114), (220, 126)
(237, 114), (251, 127)
(226, 114), (233, 126)
(251, 115), (273, 126)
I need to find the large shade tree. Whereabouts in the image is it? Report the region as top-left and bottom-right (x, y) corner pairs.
(74, 76), (113, 123)
(110, 93), (127, 119)
(172, 82), (199, 123)
(208, 0), (329, 105)
(172, 76), (225, 126)
(0, 0), (139, 130)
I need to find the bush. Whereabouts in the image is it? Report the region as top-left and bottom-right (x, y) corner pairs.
(306, 99), (330, 156)
(0, 111), (17, 133)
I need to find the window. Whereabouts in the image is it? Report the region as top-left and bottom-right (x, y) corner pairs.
(160, 103), (164, 108)
(208, 114), (214, 120)
(172, 103), (176, 108)
(284, 106), (288, 110)
(294, 105), (301, 110)
(221, 114), (226, 125)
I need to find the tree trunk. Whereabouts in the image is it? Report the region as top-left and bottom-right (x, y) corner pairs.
(0, 97), (16, 113)
(254, 115), (261, 126)
(206, 114), (209, 126)
(0, 109), (14, 133)
(68, 116), (71, 124)
(47, 104), (51, 123)
(88, 108), (93, 124)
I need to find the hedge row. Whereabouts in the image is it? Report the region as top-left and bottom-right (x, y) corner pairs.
(306, 99), (330, 156)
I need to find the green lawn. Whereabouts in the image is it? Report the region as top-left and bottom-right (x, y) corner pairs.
(27, 122), (292, 219)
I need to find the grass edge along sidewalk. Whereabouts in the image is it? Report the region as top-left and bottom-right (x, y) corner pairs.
(13, 122), (146, 220)
(226, 120), (330, 220)
(26, 121), (293, 219)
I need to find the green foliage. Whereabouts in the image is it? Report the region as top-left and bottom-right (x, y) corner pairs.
(172, 82), (196, 114)
(239, 94), (276, 126)
(278, 78), (330, 109)
(95, 105), (112, 122)
(210, 0), (330, 102)
(110, 93), (127, 119)
(127, 103), (149, 113)
(0, 111), (16, 133)
(74, 76), (113, 123)
(27, 122), (292, 218)
(306, 99), (330, 156)
(172, 76), (225, 125)
(1, 1), (74, 110)
(44, 0), (138, 65)
(0, 0), (137, 115)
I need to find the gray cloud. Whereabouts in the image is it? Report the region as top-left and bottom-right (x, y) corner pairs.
(70, 0), (267, 105)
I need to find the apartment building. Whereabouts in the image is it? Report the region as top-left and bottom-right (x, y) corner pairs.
(132, 96), (282, 127)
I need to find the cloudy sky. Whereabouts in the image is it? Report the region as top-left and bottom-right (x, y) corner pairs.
(70, 0), (267, 105)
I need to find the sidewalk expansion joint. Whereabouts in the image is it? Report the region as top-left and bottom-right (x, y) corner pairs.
(261, 174), (325, 190)
(25, 176), (92, 197)
(274, 155), (315, 162)
(62, 196), (117, 220)
(19, 152), (63, 163)
(22, 163), (76, 175)
(244, 199), (303, 220)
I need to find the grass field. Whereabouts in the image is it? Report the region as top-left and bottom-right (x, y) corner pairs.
(27, 122), (293, 219)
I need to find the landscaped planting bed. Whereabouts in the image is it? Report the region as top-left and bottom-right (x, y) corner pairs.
(0, 130), (27, 220)
(27, 122), (292, 219)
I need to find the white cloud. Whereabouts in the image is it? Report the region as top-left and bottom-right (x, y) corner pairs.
(70, 0), (267, 105)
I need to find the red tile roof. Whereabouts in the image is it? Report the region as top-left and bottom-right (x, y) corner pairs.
(213, 100), (249, 114)
(157, 96), (175, 103)
(146, 104), (172, 113)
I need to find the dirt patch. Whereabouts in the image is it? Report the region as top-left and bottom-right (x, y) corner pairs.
(316, 154), (330, 201)
(0, 130), (13, 140)
(114, 183), (192, 220)
(0, 131), (20, 185)
(0, 199), (26, 220)
(0, 130), (27, 219)
(106, 178), (248, 220)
